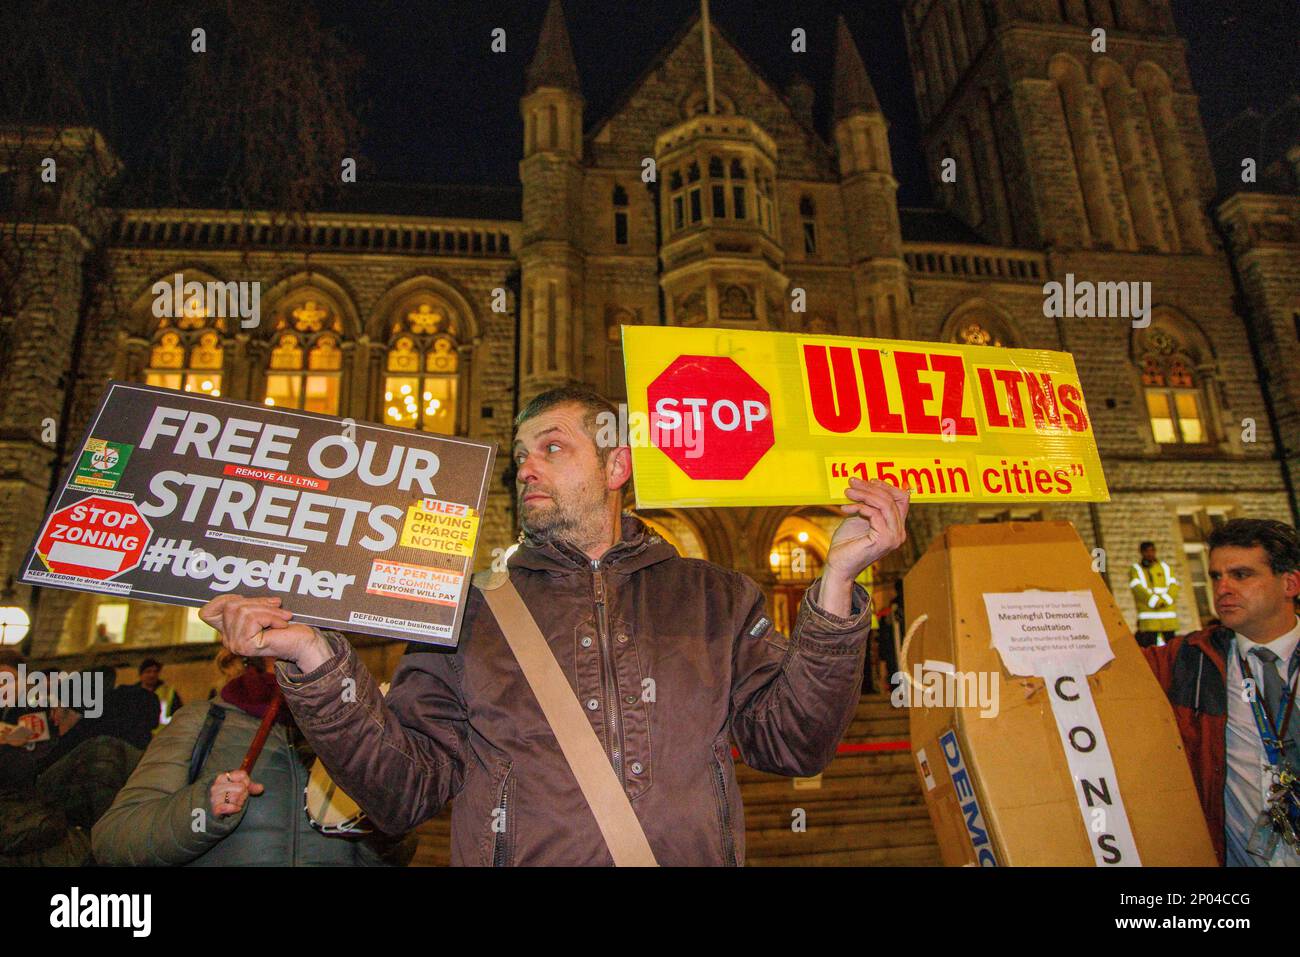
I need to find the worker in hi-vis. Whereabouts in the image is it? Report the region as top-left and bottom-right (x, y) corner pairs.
(1130, 541), (1181, 647)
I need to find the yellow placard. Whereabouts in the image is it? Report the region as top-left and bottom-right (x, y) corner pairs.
(399, 498), (480, 557)
(622, 325), (1109, 508)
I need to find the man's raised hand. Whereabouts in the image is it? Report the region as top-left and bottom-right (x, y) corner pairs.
(826, 477), (911, 581)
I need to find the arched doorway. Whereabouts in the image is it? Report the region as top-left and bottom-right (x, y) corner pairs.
(767, 510), (898, 637)
(768, 515), (829, 635)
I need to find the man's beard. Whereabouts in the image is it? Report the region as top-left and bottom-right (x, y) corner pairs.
(521, 498), (581, 541)
(519, 476), (607, 549)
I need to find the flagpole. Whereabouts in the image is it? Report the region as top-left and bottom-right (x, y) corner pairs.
(701, 0), (716, 115)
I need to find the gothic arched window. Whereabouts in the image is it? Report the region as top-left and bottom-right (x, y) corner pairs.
(1134, 317), (1214, 446)
(383, 300), (459, 434)
(1140, 337), (1205, 444)
(956, 320), (1004, 347)
(263, 298), (344, 414)
(145, 298), (226, 396)
(945, 303), (1017, 350)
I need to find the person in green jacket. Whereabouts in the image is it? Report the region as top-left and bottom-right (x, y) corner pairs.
(0, 746), (92, 866)
(92, 665), (414, 866)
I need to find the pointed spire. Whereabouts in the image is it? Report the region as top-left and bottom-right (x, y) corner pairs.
(526, 0), (581, 94)
(833, 16), (880, 121)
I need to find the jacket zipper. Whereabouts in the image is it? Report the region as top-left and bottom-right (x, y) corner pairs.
(592, 559), (623, 779)
(492, 771), (511, 866)
(712, 756), (737, 866)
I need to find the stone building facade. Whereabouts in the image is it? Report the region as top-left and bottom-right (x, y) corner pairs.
(1, 0), (1296, 668)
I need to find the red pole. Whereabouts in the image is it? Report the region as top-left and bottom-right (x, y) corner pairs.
(239, 688), (283, 774)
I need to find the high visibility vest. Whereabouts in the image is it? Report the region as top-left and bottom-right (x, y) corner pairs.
(1129, 560), (1180, 630)
(153, 684), (180, 733)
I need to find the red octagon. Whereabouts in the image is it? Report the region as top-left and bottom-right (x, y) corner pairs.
(648, 355), (775, 480)
(37, 496), (152, 581)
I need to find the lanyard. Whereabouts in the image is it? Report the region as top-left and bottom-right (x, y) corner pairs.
(1238, 650), (1299, 769)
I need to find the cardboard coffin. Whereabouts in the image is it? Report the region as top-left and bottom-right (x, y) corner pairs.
(903, 521), (1216, 866)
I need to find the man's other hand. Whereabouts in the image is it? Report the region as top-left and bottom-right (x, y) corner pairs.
(199, 595), (332, 673)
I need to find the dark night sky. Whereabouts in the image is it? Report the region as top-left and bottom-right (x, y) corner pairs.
(309, 0), (1298, 208)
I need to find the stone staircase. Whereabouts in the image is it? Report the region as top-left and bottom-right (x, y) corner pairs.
(410, 692), (940, 866)
(741, 692), (941, 866)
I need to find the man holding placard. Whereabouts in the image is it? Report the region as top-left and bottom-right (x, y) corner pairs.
(201, 387), (910, 866)
(1142, 519), (1300, 866)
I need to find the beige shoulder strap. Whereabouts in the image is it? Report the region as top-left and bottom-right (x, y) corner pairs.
(475, 570), (658, 867)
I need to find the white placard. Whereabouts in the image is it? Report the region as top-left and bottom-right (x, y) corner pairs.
(982, 590), (1140, 867)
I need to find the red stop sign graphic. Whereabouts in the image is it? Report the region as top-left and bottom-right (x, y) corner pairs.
(36, 496), (152, 581)
(648, 355), (775, 480)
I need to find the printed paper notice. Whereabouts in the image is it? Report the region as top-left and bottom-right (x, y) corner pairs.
(982, 589), (1113, 676)
(366, 560), (463, 606)
(400, 499), (480, 557)
(982, 589), (1139, 867)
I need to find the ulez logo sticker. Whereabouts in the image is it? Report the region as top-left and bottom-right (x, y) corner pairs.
(72, 438), (133, 491)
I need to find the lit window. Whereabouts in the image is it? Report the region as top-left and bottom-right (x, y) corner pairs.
(1139, 333), (1209, 445)
(145, 296), (226, 396)
(1181, 509), (1229, 627)
(184, 607), (214, 642)
(262, 298), (343, 414)
(91, 598), (130, 645)
(383, 301), (460, 434)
